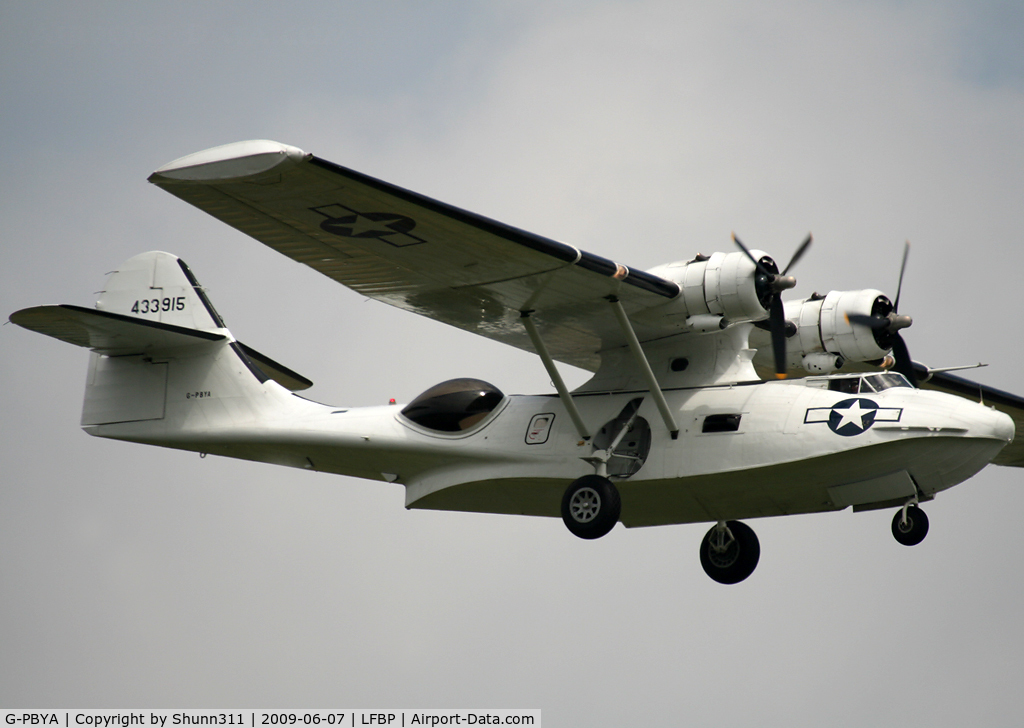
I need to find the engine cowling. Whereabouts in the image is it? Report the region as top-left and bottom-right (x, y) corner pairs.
(646, 250), (776, 329)
(778, 289), (896, 369)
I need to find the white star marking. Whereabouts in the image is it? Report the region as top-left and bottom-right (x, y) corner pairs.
(835, 400), (871, 430)
(345, 215), (398, 237)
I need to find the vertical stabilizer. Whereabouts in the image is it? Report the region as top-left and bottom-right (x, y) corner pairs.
(95, 251), (227, 331)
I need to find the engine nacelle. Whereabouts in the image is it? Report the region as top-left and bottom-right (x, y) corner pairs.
(785, 288), (895, 365)
(646, 251), (776, 330)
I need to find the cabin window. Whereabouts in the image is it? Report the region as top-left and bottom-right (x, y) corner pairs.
(401, 378), (504, 432)
(703, 413), (742, 433)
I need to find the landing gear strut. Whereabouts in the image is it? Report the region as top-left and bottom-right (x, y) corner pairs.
(561, 475), (621, 540)
(891, 503), (929, 546)
(700, 520), (760, 584)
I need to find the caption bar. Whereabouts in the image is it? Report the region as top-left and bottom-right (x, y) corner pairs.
(2, 712), (540, 728)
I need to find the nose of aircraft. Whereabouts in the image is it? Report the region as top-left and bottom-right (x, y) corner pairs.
(915, 391), (1015, 446)
(953, 400), (1016, 470)
(966, 401), (1016, 445)
(904, 397), (1017, 493)
(987, 406), (1015, 445)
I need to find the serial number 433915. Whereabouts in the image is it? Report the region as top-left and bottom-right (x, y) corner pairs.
(132, 296), (186, 314)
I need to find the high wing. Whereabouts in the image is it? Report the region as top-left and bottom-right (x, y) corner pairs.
(148, 140), (681, 372)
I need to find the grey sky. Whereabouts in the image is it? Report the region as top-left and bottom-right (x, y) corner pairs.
(2, 1), (1023, 724)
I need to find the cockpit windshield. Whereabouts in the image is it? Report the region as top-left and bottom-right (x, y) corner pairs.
(826, 372), (911, 394)
(867, 372), (913, 391)
(401, 378), (505, 432)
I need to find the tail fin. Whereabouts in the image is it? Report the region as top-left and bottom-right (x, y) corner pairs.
(11, 251), (311, 429)
(94, 249), (228, 331)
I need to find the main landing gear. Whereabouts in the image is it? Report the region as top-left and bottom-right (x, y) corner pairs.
(559, 482), (931, 580)
(559, 477), (763, 584)
(891, 502), (929, 546)
(561, 475), (621, 540)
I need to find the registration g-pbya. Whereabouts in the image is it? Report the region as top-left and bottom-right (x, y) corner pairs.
(12, 140), (1023, 584)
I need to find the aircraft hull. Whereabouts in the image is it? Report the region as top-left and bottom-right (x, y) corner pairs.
(89, 376), (1013, 528)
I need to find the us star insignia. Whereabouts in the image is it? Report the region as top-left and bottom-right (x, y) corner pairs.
(804, 398), (902, 437)
(309, 203), (426, 247)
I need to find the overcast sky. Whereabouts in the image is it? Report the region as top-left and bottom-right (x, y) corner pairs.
(2, 1), (1023, 724)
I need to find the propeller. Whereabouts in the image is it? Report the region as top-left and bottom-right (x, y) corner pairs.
(733, 232), (812, 379)
(845, 241), (918, 386)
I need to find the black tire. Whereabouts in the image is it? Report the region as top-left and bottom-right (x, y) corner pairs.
(700, 520), (760, 584)
(892, 505), (929, 546)
(561, 475), (621, 540)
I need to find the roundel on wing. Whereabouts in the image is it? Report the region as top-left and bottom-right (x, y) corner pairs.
(827, 398), (879, 437)
(320, 211), (417, 239)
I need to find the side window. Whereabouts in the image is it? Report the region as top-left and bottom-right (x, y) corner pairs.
(703, 414), (742, 433)
(401, 378), (504, 432)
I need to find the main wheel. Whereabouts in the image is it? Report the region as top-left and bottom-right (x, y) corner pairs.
(561, 475), (621, 540)
(700, 520), (760, 584)
(892, 505), (929, 546)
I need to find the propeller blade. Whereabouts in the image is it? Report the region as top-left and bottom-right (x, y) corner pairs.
(781, 233), (813, 276)
(733, 232), (770, 278)
(890, 333), (918, 387)
(732, 231), (807, 378)
(770, 295), (788, 378)
(894, 240), (910, 313)
(732, 232), (770, 276)
(845, 242), (916, 385)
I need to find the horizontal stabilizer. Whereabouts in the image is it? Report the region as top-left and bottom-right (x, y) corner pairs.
(11, 304), (313, 391)
(10, 304), (224, 355)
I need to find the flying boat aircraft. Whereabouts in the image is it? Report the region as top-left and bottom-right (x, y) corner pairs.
(11, 140), (1024, 583)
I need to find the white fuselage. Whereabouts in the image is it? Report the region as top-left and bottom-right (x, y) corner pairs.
(87, 352), (1013, 529)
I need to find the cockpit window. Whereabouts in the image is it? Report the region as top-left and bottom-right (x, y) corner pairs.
(828, 377), (862, 394)
(865, 372), (912, 391)
(827, 372), (911, 394)
(401, 378), (504, 432)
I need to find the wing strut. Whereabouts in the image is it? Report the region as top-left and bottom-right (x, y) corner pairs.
(608, 297), (680, 440)
(520, 312), (591, 441)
